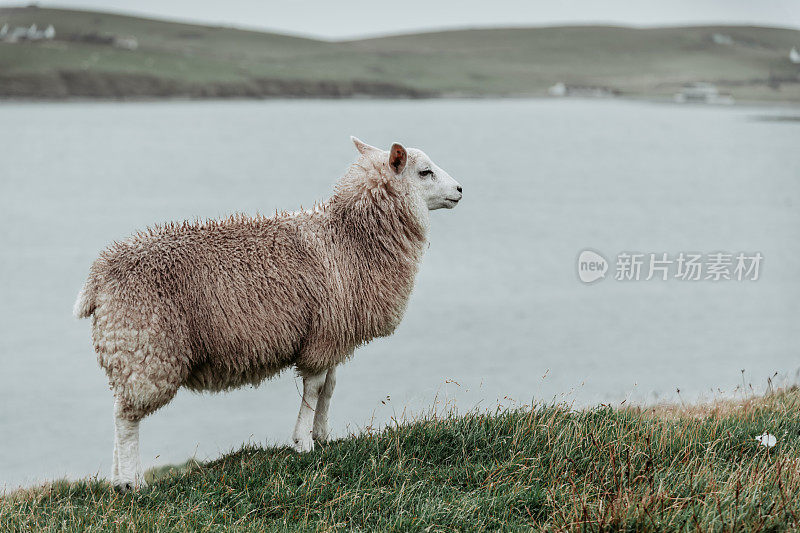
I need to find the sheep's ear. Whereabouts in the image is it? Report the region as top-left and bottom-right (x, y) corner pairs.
(351, 136), (378, 155)
(389, 143), (407, 174)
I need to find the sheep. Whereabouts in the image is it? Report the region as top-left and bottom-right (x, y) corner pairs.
(74, 136), (463, 491)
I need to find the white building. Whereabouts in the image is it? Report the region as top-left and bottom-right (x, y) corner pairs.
(114, 36), (138, 50)
(8, 26), (29, 42)
(548, 81), (617, 98)
(1, 23), (56, 43)
(674, 83), (734, 105)
(712, 33), (734, 45)
(547, 82), (567, 97)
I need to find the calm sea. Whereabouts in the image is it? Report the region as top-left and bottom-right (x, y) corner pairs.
(1, 99), (798, 490)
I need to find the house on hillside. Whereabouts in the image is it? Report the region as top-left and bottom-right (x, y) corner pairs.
(1, 23), (55, 43)
(712, 33), (734, 45)
(114, 36), (138, 50)
(548, 82), (619, 98)
(674, 83), (734, 105)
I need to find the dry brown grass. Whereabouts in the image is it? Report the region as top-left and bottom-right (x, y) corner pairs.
(2, 388), (799, 531)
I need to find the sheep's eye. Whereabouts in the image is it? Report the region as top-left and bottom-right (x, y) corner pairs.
(419, 169), (433, 177)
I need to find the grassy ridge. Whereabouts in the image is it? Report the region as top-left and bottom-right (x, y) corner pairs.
(1, 6), (799, 101)
(2, 390), (800, 531)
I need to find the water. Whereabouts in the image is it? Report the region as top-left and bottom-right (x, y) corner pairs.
(1, 99), (798, 491)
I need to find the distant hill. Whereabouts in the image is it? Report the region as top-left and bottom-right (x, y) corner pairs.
(1, 6), (799, 101)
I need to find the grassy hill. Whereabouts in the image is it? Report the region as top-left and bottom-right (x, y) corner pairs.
(2, 390), (800, 531)
(1, 6), (799, 100)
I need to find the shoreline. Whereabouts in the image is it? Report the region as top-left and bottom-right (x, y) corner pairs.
(1, 94), (799, 108)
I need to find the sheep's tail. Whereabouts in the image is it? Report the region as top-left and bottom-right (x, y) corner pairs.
(73, 282), (96, 319)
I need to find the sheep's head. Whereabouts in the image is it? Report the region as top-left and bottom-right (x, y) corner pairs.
(350, 136), (462, 211)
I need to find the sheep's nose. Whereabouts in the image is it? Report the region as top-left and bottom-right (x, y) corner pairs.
(456, 185), (463, 193)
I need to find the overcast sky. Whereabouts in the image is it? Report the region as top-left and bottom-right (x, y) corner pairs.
(7, 0), (800, 39)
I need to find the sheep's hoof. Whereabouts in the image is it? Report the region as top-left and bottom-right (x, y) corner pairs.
(113, 477), (147, 492)
(292, 437), (314, 453)
(113, 481), (135, 493)
(312, 429), (330, 443)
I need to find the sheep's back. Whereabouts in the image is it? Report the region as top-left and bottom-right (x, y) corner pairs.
(89, 217), (325, 388)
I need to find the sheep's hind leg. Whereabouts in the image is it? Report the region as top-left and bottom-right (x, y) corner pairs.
(292, 371), (326, 453)
(312, 367), (337, 443)
(113, 398), (146, 491)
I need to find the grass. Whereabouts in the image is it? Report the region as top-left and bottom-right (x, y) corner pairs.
(1, 6), (799, 101)
(2, 389), (800, 531)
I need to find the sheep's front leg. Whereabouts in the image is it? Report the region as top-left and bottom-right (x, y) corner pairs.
(312, 367), (337, 443)
(113, 398), (146, 491)
(112, 440), (119, 481)
(292, 371), (326, 453)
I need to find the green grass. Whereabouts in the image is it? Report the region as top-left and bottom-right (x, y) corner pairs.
(3, 390), (800, 531)
(1, 6), (799, 101)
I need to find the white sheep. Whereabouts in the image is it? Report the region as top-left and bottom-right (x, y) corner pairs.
(74, 137), (463, 490)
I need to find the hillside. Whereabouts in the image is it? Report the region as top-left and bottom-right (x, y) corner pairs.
(1, 6), (799, 100)
(2, 390), (800, 531)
